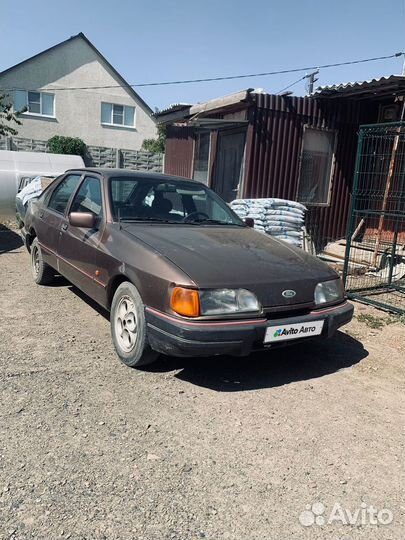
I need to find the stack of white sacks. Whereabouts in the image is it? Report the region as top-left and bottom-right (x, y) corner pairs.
(230, 198), (307, 249)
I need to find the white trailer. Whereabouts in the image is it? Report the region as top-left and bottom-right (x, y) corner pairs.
(0, 150), (84, 218)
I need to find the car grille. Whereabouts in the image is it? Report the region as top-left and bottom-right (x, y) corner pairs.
(264, 306), (312, 320)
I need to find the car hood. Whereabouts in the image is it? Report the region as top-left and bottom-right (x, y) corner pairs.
(123, 224), (338, 307)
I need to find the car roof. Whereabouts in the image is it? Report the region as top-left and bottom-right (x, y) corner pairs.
(64, 167), (204, 185)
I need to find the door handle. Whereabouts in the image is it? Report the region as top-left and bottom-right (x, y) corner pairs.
(39, 211), (44, 218)
(61, 223), (68, 231)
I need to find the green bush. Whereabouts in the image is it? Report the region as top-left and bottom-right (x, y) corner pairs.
(141, 124), (166, 153)
(47, 135), (86, 156)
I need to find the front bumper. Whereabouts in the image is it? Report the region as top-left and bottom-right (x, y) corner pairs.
(145, 301), (354, 357)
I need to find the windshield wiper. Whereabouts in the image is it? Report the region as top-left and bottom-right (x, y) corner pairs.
(186, 218), (246, 226)
(120, 216), (179, 225)
(120, 216), (178, 224)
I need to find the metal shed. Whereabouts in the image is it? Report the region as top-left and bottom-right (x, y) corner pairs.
(157, 79), (405, 250)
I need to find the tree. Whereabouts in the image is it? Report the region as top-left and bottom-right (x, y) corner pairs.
(0, 93), (26, 136)
(141, 124), (166, 153)
(47, 135), (87, 157)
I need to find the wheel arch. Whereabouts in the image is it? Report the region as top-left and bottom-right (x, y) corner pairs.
(107, 274), (135, 309)
(26, 227), (37, 252)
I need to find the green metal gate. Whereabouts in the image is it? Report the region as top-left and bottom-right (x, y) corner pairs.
(343, 122), (405, 315)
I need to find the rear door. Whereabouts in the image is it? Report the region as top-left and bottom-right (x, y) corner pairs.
(57, 175), (105, 299)
(35, 174), (82, 269)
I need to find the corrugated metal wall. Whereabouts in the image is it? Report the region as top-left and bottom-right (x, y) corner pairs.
(162, 95), (381, 248)
(164, 126), (194, 178)
(244, 94), (362, 248)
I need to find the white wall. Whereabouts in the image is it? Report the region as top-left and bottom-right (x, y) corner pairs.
(0, 150), (84, 217)
(0, 37), (157, 149)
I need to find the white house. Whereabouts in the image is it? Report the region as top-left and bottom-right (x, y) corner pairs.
(0, 33), (157, 149)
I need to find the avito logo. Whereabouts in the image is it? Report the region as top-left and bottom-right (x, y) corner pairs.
(273, 327), (299, 338)
(273, 325), (317, 338)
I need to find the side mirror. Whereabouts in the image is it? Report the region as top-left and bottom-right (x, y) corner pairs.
(244, 217), (254, 228)
(69, 212), (95, 228)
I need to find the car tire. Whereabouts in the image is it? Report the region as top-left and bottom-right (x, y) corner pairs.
(110, 281), (159, 368)
(31, 238), (55, 285)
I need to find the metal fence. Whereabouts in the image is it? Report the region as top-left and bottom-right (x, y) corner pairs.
(343, 122), (405, 315)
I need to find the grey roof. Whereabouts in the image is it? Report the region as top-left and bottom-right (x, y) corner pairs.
(154, 103), (192, 116)
(0, 32), (155, 118)
(314, 75), (405, 99)
(155, 89), (253, 124)
(153, 104), (192, 124)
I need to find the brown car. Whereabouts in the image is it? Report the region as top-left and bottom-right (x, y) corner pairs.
(23, 168), (353, 368)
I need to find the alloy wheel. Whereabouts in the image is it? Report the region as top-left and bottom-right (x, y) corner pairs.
(115, 296), (138, 353)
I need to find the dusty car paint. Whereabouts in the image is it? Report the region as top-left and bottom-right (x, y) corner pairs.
(23, 168), (353, 358)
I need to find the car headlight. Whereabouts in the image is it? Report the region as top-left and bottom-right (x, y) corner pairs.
(170, 287), (261, 317)
(199, 288), (261, 315)
(314, 279), (344, 305)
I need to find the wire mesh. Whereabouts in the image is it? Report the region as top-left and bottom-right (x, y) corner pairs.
(343, 122), (405, 314)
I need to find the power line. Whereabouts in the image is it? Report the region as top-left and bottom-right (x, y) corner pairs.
(276, 75), (307, 94)
(2, 52), (403, 92)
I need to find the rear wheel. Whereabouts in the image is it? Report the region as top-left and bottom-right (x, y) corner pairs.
(110, 282), (158, 368)
(31, 238), (55, 285)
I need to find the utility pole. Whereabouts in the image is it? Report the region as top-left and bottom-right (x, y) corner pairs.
(306, 70), (319, 95)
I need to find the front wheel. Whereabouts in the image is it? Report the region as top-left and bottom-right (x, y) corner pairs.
(110, 282), (158, 368)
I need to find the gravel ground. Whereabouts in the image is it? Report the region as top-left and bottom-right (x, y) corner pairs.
(0, 225), (404, 540)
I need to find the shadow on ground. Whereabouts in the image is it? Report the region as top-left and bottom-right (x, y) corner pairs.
(67, 282), (110, 319)
(43, 277), (109, 318)
(54, 273), (368, 392)
(0, 225), (23, 254)
(145, 332), (368, 392)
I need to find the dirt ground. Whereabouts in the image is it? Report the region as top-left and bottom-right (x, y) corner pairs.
(0, 224), (404, 540)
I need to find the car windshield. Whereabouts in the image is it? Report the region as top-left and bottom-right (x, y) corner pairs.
(109, 176), (245, 226)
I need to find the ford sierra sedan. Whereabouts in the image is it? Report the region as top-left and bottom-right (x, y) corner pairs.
(22, 168), (353, 368)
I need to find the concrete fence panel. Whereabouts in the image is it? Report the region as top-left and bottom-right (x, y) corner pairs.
(0, 136), (164, 174)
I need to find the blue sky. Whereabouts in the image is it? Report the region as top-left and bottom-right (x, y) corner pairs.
(1, 0), (404, 110)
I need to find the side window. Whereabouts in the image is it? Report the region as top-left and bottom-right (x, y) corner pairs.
(70, 177), (103, 219)
(48, 175), (81, 214)
(297, 127), (336, 205)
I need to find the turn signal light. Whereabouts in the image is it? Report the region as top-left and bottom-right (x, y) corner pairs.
(170, 287), (200, 317)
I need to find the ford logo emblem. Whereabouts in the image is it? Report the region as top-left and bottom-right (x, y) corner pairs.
(282, 290), (296, 298)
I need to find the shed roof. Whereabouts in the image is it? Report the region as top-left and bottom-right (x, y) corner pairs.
(155, 89), (254, 125)
(314, 75), (405, 99)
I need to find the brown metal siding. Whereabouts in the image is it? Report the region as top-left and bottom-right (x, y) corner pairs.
(164, 126), (194, 178)
(162, 95), (381, 248)
(243, 94), (362, 246)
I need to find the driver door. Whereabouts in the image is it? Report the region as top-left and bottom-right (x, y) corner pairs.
(57, 175), (105, 299)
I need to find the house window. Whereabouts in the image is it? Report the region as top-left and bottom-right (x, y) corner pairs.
(14, 90), (55, 117)
(193, 132), (210, 184)
(101, 102), (135, 127)
(297, 127), (336, 205)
